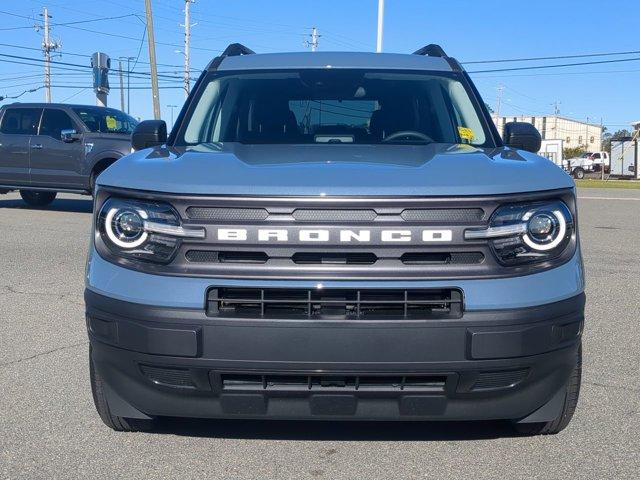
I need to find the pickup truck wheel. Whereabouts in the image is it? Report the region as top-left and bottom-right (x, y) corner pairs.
(511, 343), (582, 436)
(573, 167), (585, 179)
(89, 348), (156, 432)
(19, 190), (57, 207)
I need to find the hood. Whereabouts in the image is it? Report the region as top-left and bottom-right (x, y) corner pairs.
(97, 143), (574, 196)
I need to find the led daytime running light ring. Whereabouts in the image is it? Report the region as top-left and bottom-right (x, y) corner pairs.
(522, 209), (567, 251)
(105, 207), (148, 249)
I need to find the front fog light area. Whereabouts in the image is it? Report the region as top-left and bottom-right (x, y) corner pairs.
(98, 198), (182, 263)
(466, 201), (574, 266)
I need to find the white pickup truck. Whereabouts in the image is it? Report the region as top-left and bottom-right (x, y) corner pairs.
(563, 151), (609, 178)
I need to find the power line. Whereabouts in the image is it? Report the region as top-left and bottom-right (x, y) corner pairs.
(0, 12), (141, 31)
(463, 49), (640, 65)
(0, 53), (184, 80)
(468, 56), (640, 74)
(0, 42), (187, 69)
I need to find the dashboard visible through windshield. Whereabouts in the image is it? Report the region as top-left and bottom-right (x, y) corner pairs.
(177, 70), (491, 147)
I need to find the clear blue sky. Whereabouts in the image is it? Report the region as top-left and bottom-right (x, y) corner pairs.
(0, 0), (637, 133)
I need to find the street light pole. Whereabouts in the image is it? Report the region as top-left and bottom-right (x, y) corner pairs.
(376, 0), (384, 53)
(167, 104), (178, 127)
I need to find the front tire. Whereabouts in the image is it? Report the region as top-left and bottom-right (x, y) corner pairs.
(89, 348), (156, 432)
(19, 190), (57, 207)
(573, 167), (585, 180)
(512, 343), (582, 436)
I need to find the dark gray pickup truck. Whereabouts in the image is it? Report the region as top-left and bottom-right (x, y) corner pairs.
(0, 103), (136, 206)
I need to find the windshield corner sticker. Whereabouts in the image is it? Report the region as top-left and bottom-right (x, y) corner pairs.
(458, 126), (475, 142)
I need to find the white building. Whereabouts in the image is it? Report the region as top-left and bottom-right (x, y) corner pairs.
(492, 115), (603, 152)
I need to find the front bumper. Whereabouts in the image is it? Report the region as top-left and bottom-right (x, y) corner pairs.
(86, 289), (584, 421)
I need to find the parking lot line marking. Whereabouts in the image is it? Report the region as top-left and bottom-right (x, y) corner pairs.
(578, 196), (640, 201)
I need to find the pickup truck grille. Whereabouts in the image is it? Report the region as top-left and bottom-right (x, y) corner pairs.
(206, 287), (463, 320)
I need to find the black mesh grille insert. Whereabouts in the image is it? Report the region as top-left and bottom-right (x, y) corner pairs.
(186, 250), (268, 264)
(401, 252), (484, 265)
(186, 207), (269, 221)
(140, 365), (195, 389)
(471, 369), (529, 391)
(220, 373), (447, 393)
(207, 287), (463, 320)
(401, 208), (485, 222)
(292, 209), (377, 222)
(292, 252), (378, 265)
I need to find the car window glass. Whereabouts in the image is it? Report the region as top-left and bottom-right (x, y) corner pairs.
(71, 107), (138, 134)
(179, 71), (491, 147)
(39, 109), (75, 140)
(0, 108), (42, 135)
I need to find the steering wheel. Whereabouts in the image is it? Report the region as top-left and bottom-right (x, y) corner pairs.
(381, 130), (433, 143)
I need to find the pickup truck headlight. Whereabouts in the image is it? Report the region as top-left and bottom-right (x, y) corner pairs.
(465, 200), (574, 266)
(97, 198), (204, 263)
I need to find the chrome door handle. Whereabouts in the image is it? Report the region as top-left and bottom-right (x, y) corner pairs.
(31, 144), (43, 149)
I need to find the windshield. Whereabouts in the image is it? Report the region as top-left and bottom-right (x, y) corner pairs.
(72, 106), (138, 134)
(177, 70), (490, 146)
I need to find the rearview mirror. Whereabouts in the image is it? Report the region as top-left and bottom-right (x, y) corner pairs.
(132, 120), (167, 151)
(61, 129), (80, 143)
(503, 122), (542, 153)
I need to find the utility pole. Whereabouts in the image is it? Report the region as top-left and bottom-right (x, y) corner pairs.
(376, 0), (384, 52)
(306, 27), (320, 52)
(182, 0), (195, 98)
(118, 59), (125, 112)
(40, 7), (60, 103)
(144, 0), (161, 120)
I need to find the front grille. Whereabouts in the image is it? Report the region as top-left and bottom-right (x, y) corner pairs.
(220, 373), (447, 393)
(103, 191), (575, 280)
(207, 287), (463, 320)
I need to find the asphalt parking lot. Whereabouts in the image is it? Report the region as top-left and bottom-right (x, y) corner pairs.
(1, 188), (639, 479)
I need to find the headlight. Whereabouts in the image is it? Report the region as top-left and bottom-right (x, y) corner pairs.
(97, 198), (204, 263)
(465, 200), (574, 266)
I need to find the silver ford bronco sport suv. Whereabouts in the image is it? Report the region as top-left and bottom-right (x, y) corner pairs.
(0, 103), (136, 206)
(85, 44), (584, 435)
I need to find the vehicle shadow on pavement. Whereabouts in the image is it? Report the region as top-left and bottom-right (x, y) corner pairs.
(154, 418), (517, 441)
(0, 198), (93, 213)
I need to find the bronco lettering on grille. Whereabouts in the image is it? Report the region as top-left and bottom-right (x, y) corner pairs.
(213, 228), (453, 243)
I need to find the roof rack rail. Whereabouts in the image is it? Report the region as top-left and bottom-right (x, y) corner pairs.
(413, 44), (447, 57)
(207, 43), (255, 71)
(412, 44), (462, 72)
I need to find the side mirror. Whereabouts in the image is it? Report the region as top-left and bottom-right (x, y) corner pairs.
(131, 120), (167, 151)
(61, 129), (80, 143)
(503, 122), (542, 153)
